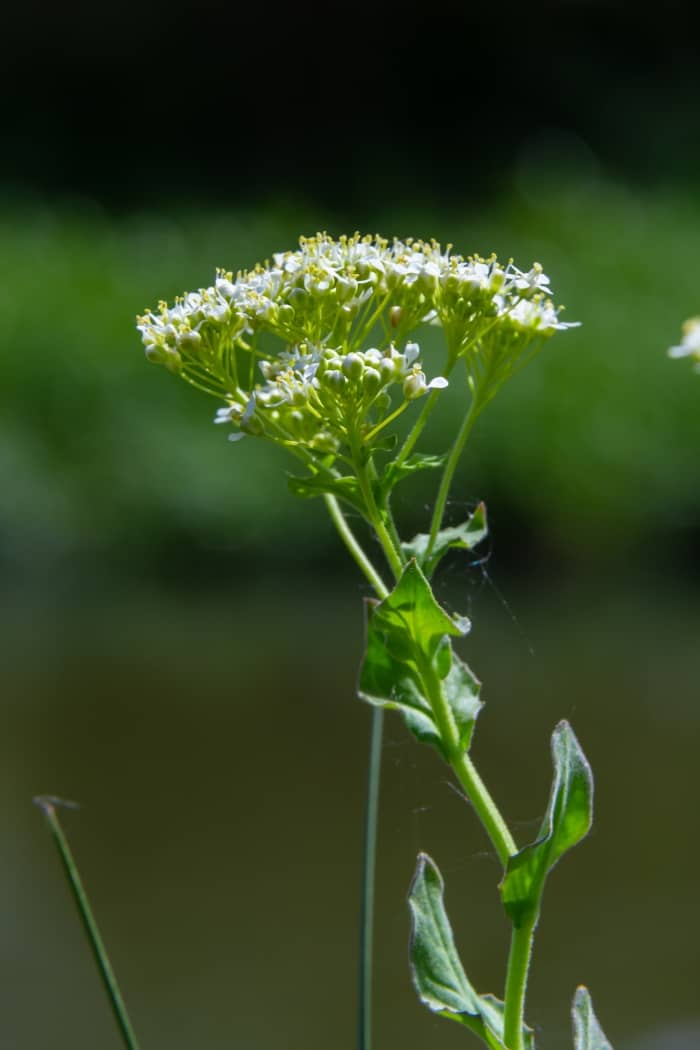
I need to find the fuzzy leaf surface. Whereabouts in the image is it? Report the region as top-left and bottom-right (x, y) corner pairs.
(572, 987), (613, 1050)
(409, 853), (533, 1050)
(501, 721), (593, 926)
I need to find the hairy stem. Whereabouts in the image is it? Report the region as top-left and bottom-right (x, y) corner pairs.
(503, 915), (538, 1050)
(34, 797), (141, 1050)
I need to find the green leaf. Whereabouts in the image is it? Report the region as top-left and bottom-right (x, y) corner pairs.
(402, 501), (489, 573)
(379, 451), (447, 499)
(369, 560), (465, 662)
(441, 641), (483, 752)
(572, 987), (613, 1050)
(409, 853), (534, 1050)
(287, 472), (364, 512)
(359, 604), (442, 750)
(501, 721), (594, 926)
(357, 563), (481, 755)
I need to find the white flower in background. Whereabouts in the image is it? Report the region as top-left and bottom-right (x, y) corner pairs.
(669, 318), (700, 371)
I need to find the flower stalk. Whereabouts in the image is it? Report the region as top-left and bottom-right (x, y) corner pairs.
(132, 231), (601, 1050)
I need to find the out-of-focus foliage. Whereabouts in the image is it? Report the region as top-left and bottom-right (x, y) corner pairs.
(2, 176), (698, 580)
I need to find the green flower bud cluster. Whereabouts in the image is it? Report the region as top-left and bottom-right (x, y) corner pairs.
(213, 341), (448, 452)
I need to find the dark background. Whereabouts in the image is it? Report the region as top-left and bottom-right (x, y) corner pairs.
(5, 1), (700, 210)
(3, 5), (700, 1050)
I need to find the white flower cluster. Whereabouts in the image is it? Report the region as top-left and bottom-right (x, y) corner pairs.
(668, 318), (700, 372)
(137, 233), (575, 449)
(138, 234), (571, 364)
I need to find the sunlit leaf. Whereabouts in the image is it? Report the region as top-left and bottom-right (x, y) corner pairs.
(409, 853), (534, 1050)
(439, 638), (483, 751)
(501, 721), (593, 926)
(572, 987), (613, 1050)
(402, 501), (489, 574)
(359, 609), (442, 751)
(358, 563), (481, 754)
(369, 560), (465, 661)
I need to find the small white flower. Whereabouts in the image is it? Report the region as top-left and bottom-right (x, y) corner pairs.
(510, 263), (551, 299)
(403, 368), (448, 401)
(669, 318), (700, 360)
(404, 341), (420, 366)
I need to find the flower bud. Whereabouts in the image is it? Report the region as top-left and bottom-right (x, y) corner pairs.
(324, 369), (348, 392)
(144, 343), (164, 365)
(163, 348), (183, 373)
(178, 329), (202, 350)
(489, 267), (506, 292)
(363, 366), (382, 395)
(379, 357), (397, 383)
(403, 368), (428, 400)
(389, 305), (402, 328)
(342, 353), (364, 380)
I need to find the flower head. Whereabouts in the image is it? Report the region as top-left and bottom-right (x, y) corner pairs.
(137, 232), (574, 447)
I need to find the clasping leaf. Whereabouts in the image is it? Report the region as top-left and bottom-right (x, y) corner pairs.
(501, 721), (593, 926)
(409, 853), (534, 1050)
(358, 561), (482, 755)
(572, 987), (613, 1050)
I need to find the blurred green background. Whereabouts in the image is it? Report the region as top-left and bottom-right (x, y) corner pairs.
(3, 4), (700, 1049)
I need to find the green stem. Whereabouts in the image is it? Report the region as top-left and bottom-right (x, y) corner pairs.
(503, 914), (538, 1050)
(415, 654), (516, 866)
(34, 797), (141, 1050)
(358, 706), (384, 1050)
(351, 443), (404, 581)
(394, 388), (441, 469)
(393, 347), (463, 471)
(383, 504), (404, 562)
(424, 394), (483, 561)
(323, 495), (389, 599)
(452, 751), (517, 866)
